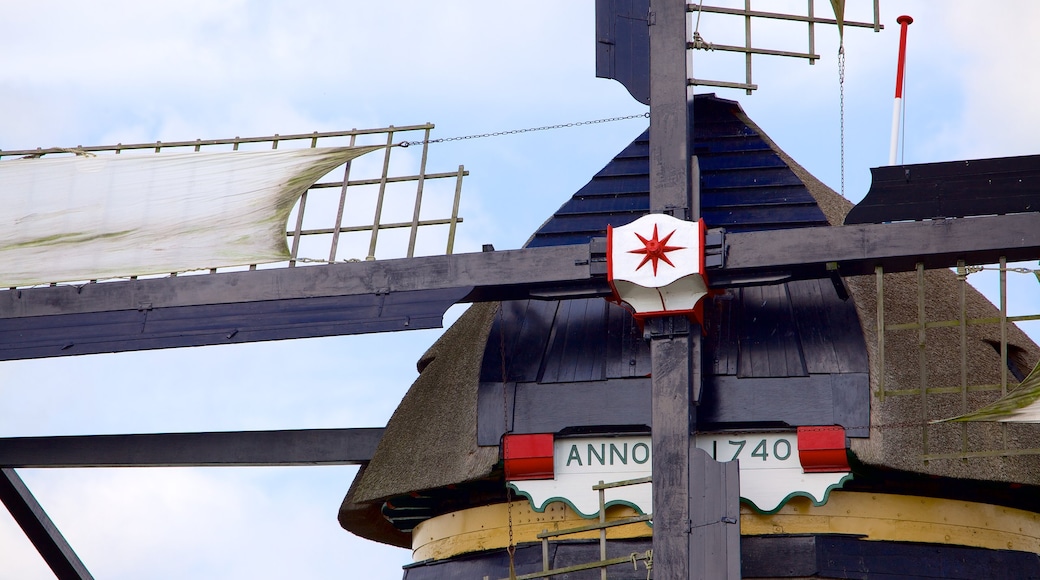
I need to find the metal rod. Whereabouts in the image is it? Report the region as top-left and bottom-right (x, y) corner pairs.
(407, 127), (432, 258)
(876, 265), (886, 401)
(922, 447), (1040, 461)
(884, 383), (1012, 397)
(288, 218), (464, 238)
(593, 476), (653, 490)
(917, 262), (928, 457)
(507, 555), (643, 580)
(1000, 257), (1008, 396)
(328, 132), (358, 263)
(366, 130), (397, 261)
(598, 481), (607, 580)
(0, 124), (433, 157)
(744, 0), (753, 95)
(288, 183), (309, 267)
(687, 78), (758, 91)
(536, 515), (653, 538)
(309, 169), (468, 189)
(807, 0), (815, 66)
(884, 311), (1040, 331)
(446, 165), (465, 255)
(1001, 256), (1009, 450)
(958, 260), (968, 458)
(686, 4), (882, 30)
(686, 42), (819, 61)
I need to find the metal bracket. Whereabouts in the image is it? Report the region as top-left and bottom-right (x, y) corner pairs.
(643, 315), (691, 341)
(705, 228), (725, 269)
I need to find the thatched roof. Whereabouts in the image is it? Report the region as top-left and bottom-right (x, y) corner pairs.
(340, 96), (1040, 548)
(741, 108), (1040, 481)
(338, 302), (501, 547)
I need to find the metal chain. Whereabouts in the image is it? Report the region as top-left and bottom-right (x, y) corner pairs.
(397, 112), (649, 148)
(838, 43), (846, 199)
(964, 265), (1040, 276)
(498, 305), (518, 580)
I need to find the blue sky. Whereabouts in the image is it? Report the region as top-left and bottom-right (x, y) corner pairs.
(2, 2), (1040, 578)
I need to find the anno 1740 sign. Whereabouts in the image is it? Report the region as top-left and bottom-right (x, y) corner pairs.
(506, 432), (852, 518)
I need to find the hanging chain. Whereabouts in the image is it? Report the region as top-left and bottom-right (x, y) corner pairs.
(506, 485), (517, 580)
(397, 112), (649, 147)
(838, 43), (846, 199)
(498, 306), (518, 580)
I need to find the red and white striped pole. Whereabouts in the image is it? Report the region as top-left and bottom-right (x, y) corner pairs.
(889, 15), (913, 165)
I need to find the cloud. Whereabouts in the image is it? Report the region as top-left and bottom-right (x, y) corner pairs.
(8, 467), (409, 579)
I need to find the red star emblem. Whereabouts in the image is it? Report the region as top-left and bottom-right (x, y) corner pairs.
(628, 224), (685, 275)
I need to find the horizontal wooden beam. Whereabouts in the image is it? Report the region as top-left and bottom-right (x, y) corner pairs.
(0, 212), (1038, 361)
(0, 428), (384, 467)
(0, 245), (598, 319)
(716, 213), (1040, 285)
(0, 245), (605, 361)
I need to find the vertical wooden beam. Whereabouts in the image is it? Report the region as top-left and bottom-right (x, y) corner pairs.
(648, 317), (693, 580)
(649, 0), (692, 217)
(648, 0), (694, 577)
(648, 1), (739, 578)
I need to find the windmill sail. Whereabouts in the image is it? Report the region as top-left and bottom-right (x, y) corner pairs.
(935, 358), (1040, 423)
(0, 146), (380, 287)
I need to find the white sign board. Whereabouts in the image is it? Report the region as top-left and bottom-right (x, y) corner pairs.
(509, 433), (850, 518)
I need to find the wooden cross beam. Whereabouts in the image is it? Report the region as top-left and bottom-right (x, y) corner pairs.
(0, 213), (1037, 361)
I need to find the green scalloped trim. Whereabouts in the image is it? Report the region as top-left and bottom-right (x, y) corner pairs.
(509, 472), (853, 520)
(741, 473), (855, 515)
(507, 482), (653, 523)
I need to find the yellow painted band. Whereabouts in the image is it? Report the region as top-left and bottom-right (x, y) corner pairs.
(411, 492), (1040, 562)
(411, 500), (651, 562)
(744, 491), (1040, 553)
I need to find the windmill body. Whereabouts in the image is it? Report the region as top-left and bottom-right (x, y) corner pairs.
(6, 3), (1040, 580)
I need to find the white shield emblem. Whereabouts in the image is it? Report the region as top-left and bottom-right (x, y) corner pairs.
(607, 213), (707, 317)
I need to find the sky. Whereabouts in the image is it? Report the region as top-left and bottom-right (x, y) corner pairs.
(2, 1), (1040, 578)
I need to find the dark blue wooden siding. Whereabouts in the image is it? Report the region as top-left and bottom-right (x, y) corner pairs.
(478, 94), (868, 439)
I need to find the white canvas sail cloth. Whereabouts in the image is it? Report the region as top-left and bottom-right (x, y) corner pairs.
(0, 146), (380, 287)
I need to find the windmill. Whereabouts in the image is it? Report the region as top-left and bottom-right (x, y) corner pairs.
(5, 2), (1040, 579)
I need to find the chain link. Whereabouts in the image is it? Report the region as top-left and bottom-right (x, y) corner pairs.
(397, 112), (649, 148)
(838, 44), (846, 199)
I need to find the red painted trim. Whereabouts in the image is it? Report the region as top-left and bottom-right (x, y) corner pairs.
(503, 433), (554, 481)
(696, 218), (707, 281)
(797, 426), (850, 473)
(605, 225), (624, 304)
(894, 15), (913, 98)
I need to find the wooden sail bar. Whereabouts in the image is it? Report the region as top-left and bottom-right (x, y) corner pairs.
(0, 124), (435, 158)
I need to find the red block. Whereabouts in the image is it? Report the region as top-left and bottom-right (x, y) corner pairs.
(797, 426), (850, 473)
(503, 433), (554, 481)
